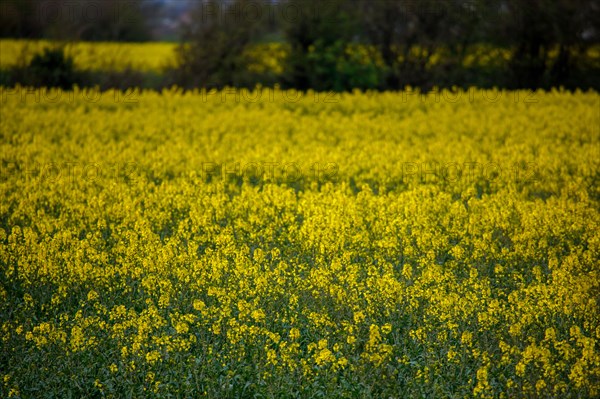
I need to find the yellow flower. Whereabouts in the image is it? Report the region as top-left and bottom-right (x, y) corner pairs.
(87, 290), (99, 301)
(266, 349), (278, 366)
(193, 299), (206, 312)
(145, 351), (161, 365)
(251, 309), (266, 323)
(353, 311), (365, 324)
(289, 328), (300, 341)
(536, 379), (547, 392)
(381, 323), (392, 335)
(461, 331), (473, 346)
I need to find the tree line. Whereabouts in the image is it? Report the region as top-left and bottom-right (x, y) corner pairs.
(1, 0), (599, 91)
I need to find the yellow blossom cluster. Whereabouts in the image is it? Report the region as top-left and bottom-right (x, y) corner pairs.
(1, 86), (598, 398)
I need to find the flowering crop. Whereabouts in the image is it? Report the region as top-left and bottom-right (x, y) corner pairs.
(0, 40), (176, 73)
(3, 40), (598, 77)
(0, 40), (286, 75)
(1, 86), (599, 398)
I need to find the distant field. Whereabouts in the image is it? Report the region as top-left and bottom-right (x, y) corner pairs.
(0, 40), (176, 72)
(3, 39), (597, 78)
(0, 40), (287, 75)
(1, 87), (599, 398)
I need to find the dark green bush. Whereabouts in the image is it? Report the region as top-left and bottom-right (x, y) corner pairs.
(24, 47), (78, 89)
(303, 40), (381, 91)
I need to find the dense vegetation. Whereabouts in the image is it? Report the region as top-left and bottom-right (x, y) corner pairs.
(1, 0), (599, 90)
(1, 39), (599, 91)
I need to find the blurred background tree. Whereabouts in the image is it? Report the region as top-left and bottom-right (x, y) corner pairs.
(173, 0), (272, 88)
(281, 0), (380, 91)
(485, 0), (600, 88)
(0, 0), (156, 41)
(358, 0), (480, 89)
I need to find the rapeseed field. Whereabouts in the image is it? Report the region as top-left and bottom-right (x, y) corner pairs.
(1, 87), (599, 398)
(0, 40), (176, 72)
(4, 40), (596, 76)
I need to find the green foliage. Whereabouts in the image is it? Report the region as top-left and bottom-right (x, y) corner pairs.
(173, 0), (269, 89)
(23, 47), (77, 89)
(304, 41), (381, 91)
(2, 0), (599, 91)
(282, 0), (364, 91)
